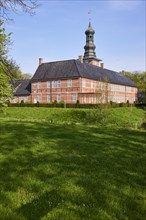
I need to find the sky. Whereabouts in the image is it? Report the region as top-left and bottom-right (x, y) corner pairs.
(4, 0), (146, 75)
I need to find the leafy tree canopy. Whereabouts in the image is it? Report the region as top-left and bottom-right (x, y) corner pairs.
(0, 20), (13, 107)
(120, 71), (146, 103)
(120, 71), (146, 94)
(0, 1), (38, 108)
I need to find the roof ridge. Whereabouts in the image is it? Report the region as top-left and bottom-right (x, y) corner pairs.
(12, 79), (31, 82)
(43, 59), (75, 65)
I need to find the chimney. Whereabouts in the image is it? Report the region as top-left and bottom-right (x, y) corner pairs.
(78, 55), (83, 63)
(39, 58), (43, 65)
(122, 70), (125, 75)
(101, 63), (104, 69)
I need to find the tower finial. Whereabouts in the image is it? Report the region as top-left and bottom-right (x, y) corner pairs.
(88, 10), (91, 25)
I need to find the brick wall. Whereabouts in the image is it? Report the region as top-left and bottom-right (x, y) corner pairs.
(12, 95), (31, 103)
(31, 78), (80, 103)
(31, 78), (137, 104)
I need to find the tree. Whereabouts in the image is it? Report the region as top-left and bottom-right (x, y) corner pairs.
(96, 76), (110, 104)
(121, 71), (146, 103)
(0, 1), (38, 108)
(21, 73), (32, 79)
(0, 73), (13, 108)
(0, 0), (38, 20)
(0, 20), (14, 107)
(0, 21), (26, 106)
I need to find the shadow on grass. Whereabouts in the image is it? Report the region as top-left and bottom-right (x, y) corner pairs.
(0, 121), (146, 220)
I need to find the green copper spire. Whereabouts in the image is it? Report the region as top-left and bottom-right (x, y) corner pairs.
(83, 22), (96, 62)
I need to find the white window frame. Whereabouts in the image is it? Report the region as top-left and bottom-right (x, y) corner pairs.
(82, 80), (86, 88)
(67, 79), (72, 87)
(52, 81), (56, 88)
(91, 81), (94, 88)
(37, 94), (41, 102)
(82, 95), (86, 104)
(57, 80), (61, 88)
(38, 82), (41, 89)
(57, 94), (61, 102)
(47, 81), (50, 88)
(72, 93), (77, 102)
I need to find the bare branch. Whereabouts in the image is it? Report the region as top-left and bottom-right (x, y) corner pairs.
(0, 0), (39, 20)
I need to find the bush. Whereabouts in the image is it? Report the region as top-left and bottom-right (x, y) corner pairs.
(126, 100), (130, 107)
(7, 102), (140, 109)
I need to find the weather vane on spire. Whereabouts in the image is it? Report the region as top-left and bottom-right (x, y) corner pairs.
(88, 10), (92, 22)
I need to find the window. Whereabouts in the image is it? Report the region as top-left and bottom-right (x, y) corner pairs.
(38, 82), (41, 89)
(57, 94), (61, 102)
(47, 81), (50, 88)
(82, 80), (86, 88)
(126, 87), (131, 92)
(82, 95), (86, 103)
(37, 94), (41, 102)
(52, 81), (56, 88)
(47, 94), (50, 102)
(72, 93), (77, 102)
(91, 81), (94, 89)
(90, 95), (94, 103)
(57, 80), (61, 88)
(88, 35), (92, 40)
(67, 79), (72, 87)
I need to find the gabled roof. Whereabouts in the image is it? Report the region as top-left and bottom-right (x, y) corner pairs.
(31, 59), (137, 87)
(11, 79), (31, 96)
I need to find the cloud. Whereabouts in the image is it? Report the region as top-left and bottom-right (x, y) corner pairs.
(108, 0), (143, 11)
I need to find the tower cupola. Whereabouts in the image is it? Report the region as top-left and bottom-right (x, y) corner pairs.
(83, 22), (102, 66)
(85, 21), (95, 34)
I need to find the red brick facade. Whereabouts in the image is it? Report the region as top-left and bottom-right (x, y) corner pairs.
(12, 96), (31, 103)
(31, 77), (137, 104)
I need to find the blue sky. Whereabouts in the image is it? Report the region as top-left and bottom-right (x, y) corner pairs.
(4, 0), (146, 75)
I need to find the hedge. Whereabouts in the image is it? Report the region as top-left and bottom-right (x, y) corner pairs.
(6, 102), (143, 108)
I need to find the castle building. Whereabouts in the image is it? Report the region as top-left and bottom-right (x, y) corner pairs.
(13, 22), (137, 104)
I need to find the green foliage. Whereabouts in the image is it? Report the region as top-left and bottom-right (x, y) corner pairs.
(130, 71), (146, 93)
(121, 71), (146, 103)
(0, 20), (13, 109)
(0, 20), (29, 111)
(21, 73), (32, 79)
(0, 72), (13, 109)
(0, 20), (11, 75)
(1, 107), (145, 129)
(0, 7), (36, 111)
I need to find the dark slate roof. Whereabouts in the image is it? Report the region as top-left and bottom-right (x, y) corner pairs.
(31, 59), (137, 87)
(11, 79), (31, 96)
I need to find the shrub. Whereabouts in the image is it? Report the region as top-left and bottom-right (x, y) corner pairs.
(35, 101), (39, 107)
(126, 100), (130, 107)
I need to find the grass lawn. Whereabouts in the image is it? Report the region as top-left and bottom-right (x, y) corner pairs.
(0, 107), (146, 219)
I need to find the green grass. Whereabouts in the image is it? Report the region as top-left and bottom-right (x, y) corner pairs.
(0, 107), (146, 219)
(1, 106), (145, 127)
